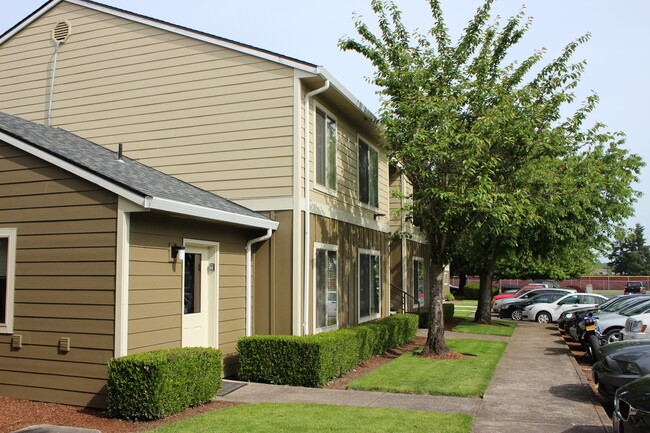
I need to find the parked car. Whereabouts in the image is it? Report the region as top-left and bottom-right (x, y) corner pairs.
(621, 303), (650, 341)
(594, 299), (650, 344)
(533, 280), (561, 288)
(625, 282), (647, 295)
(493, 288), (573, 314)
(558, 295), (636, 333)
(498, 292), (569, 321)
(592, 340), (650, 402)
(613, 374), (650, 433)
(492, 285), (558, 307)
(522, 293), (608, 323)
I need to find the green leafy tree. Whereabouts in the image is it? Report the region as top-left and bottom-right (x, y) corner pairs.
(340, 0), (642, 353)
(608, 224), (650, 275)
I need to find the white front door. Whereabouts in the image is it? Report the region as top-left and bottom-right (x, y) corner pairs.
(182, 245), (212, 347)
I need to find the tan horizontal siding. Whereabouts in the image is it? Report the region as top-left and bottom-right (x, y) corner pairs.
(0, 2), (296, 204)
(128, 213), (252, 362)
(0, 384), (106, 408)
(0, 142), (117, 408)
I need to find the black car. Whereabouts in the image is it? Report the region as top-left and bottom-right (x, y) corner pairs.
(592, 340), (650, 402)
(613, 374), (650, 432)
(625, 282), (647, 295)
(498, 292), (567, 321)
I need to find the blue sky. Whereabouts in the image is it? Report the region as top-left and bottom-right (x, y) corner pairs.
(2, 0), (649, 243)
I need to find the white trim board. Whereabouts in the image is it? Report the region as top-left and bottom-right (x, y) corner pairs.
(0, 131), (278, 231)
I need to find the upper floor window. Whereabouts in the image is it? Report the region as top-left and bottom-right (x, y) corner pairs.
(315, 108), (337, 191)
(359, 139), (378, 207)
(0, 228), (16, 334)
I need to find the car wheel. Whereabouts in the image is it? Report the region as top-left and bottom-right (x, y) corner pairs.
(536, 311), (551, 324)
(511, 309), (523, 321)
(604, 328), (623, 344)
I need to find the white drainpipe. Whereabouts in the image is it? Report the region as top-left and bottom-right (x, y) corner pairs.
(245, 228), (273, 337)
(303, 79), (330, 336)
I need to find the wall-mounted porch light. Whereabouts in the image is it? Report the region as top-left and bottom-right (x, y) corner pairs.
(171, 244), (185, 261)
(374, 213), (386, 220)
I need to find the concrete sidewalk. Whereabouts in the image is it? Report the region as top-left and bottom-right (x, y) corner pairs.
(214, 322), (613, 432)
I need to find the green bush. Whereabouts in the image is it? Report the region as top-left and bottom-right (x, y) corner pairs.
(462, 282), (499, 300)
(237, 314), (417, 387)
(107, 347), (222, 421)
(444, 293), (455, 301)
(417, 304), (455, 328)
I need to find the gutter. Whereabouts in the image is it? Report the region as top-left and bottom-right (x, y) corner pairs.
(245, 229), (273, 337)
(303, 79), (330, 336)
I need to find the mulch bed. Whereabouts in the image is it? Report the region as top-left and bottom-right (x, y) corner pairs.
(2, 319), (467, 432)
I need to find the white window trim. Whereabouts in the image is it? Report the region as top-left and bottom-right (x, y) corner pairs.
(313, 104), (338, 196)
(413, 257), (425, 309)
(313, 242), (339, 333)
(357, 134), (381, 211)
(358, 248), (381, 324)
(0, 228), (17, 334)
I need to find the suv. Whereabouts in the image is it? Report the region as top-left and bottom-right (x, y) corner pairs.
(624, 282), (646, 295)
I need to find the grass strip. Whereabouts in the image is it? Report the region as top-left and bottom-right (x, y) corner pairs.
(452, 319), (516, 337)
(151, 402), (473, 433)
(349, 339), (506, 397)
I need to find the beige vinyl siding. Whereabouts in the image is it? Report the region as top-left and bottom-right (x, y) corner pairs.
(0, 143), (117, 408)
(389, 166), (402, 233)
(301, 92), (389, 223)
(0, 1), (295, 204)
(128, 212), (256, 374)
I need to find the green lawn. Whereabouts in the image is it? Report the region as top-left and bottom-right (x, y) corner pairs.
(348, 339), (506, 397)
(452, 319), (516, 337)
(453, 300), (477, 318)
(151, 403), (473, 433)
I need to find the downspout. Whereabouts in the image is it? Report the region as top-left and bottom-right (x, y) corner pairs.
(47, 41), (62, 127)
(245, 229), (273, 337)
(303, 79), (330, 336)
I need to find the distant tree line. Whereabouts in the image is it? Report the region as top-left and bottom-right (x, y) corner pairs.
(608, 224), (650, 275)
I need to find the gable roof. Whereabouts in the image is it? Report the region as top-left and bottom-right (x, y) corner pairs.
(0, 0), (375, 121)
(0, 111), (278, 230)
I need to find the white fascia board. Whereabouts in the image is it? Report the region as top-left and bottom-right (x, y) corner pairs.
(0, 131), (278, 230)
(317, 67), (377, 121)
(0, 0), (64, 45)
(0, 131), (146, 206)
(145, 197), (279, 230)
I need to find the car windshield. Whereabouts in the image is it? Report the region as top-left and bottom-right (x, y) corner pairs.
(602, 296), (648, 312)
(620, 299), (650, 316)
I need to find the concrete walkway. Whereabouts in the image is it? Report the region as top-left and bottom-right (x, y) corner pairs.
(214, 322), (613, 432)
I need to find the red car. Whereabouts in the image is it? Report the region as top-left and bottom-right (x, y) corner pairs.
(493, 285), (547, 302)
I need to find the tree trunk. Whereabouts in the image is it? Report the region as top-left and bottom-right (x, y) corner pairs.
(422, 261), (450, 356)
(475, 263), (496, 323)
(458, 273), (467, 295)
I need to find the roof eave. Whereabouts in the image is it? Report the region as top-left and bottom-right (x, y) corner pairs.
(0, 130), (278, 231)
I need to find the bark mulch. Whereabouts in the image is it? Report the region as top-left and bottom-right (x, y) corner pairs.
(2, 320), (464, 432)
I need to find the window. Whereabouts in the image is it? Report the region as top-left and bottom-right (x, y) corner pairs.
(413, 258), (425, 306)
(183, 252), (202, 314)
(0, 228), (16, 334)
(315, 108), (337, 191)
(359, 250), (380, 321)
(315, 244), (337, 331)
(358, 139), (378, 207)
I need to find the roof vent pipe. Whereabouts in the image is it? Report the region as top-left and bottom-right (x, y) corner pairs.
(47, 21), (71, 127)
(117, 143), (124, 162)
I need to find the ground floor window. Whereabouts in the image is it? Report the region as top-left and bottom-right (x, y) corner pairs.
(315, 244), (338, 331)
(0, 228), (16, 334)
(359, 249), (380, 322)
(413, 258), (425, 307)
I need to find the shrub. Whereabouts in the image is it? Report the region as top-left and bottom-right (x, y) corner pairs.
(237, 313), (417, 387)
(107, 347), (222, 421)
(417, 304), (455, 328)
(444, 293), (455, 301)
(463, 282), (499, 300)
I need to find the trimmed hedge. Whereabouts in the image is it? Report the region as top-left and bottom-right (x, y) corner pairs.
(107, 347), (222, 421)
(237, 313), (418, 387)
(417, 304), (455, 328)
(463, 282), (499, 300)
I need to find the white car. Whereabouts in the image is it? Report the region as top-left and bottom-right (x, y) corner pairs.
(617, 300), (650, 342)
(492, 288), (574, 312)
(522, 293), (608, 323)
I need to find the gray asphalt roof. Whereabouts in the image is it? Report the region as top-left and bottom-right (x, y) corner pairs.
(0, 111), (273, 224)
